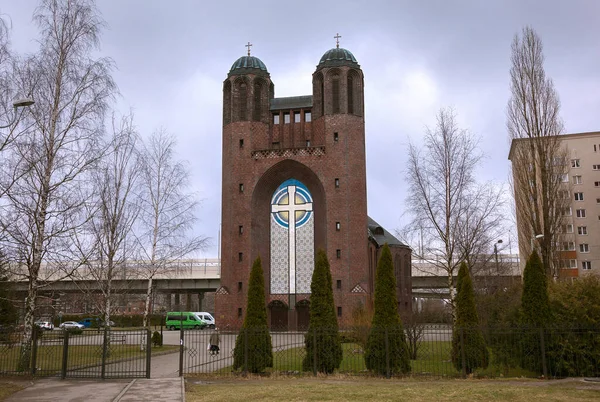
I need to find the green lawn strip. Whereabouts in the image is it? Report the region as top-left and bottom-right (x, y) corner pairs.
(186, 378), (600, 402)
(204, 340), (542, 378)
(0, 345), (178, 374)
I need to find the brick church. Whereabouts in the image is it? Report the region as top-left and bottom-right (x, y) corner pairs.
(215, 40), (412, 330)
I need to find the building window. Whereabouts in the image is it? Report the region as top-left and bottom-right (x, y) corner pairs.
(563, 242), (575, 251)
(571, 159), (581, 168)
(294, 112), (301, 123)
(273, 114), (280, 124)
(595, 144), (598, 152)
(337, 306), (342, 317)
(561, 207), (572, 216)
(305, 111), (312, 122)
(272, 141), (280, 149)
(238, 252), (243, 262)
(238, 282), (242, 291)
(562, 224), (574, 233)
(578, 226), (588, 235)
(284, 113), (290, 124)
(306, 140), (311, 147)
(573, 175), (583, 185)
(560, 174), (569, 182)
(334, 132), (339, 142)
(239, 139), (244, 148)
(575, 192), (584, 201)
(239, 183), (244, 193)
(238, 308), (242, 318)
(595, 181), (600, 187)
(336, 280), (342, 290)
(576, 209), (586, 218)
(335, 178), (340, 188)
(582, 261), (592, 270)
(597, 198), (600, 204)
(558, 190), (570, 199)
(580, 243), (590, 253)
(336, 249), (341, 259)
(239, 225), (244, 235)
(332, 75), (340, 113)
(593, 164), (600, 170)
(336, 222), (341, 231)
(566, 259), (577, 269)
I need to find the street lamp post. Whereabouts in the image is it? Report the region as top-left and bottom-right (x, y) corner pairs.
(0, 98), (35, 129)
(494, 239), (503, 275)
(530, 234), (544, 254)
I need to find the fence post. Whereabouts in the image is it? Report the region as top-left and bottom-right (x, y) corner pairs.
(243, 327), (248, 377)
(146, 328), (152, 379)
(31, 328), (38, 376)
(460, 327), (467, 378)
(61, 330), (70, 380)
(312, 329), (317, 376)
(385, 328), (390, 379)
(101, 326), (108, 379)
(178, 327), (184, 377)
(539, 328), (548, 378)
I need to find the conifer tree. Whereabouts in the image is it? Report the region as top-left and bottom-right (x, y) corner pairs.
(302, 249), (342, 373)
(519, 250), (551, 373)
(521, 250), (551, 327)
(365, 244), (411, 375)
(233, 256), (273, 373)
(451, 262), (489, 374)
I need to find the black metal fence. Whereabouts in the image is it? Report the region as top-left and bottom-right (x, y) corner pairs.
(0, 327), (151, 379)
(180, 325), (600, 379)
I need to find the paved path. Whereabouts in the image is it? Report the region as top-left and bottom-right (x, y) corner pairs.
(5, 377), (184, 402)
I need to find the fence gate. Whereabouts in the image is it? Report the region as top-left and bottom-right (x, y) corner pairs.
(33, 328), (151, 379)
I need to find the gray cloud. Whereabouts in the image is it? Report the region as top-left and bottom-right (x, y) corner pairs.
(2, 0), (599, 256)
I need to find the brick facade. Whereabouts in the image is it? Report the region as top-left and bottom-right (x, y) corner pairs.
(216, 47), (411, 329)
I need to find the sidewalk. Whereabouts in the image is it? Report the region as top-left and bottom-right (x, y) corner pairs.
(5, 354), (185, 401)
(5, 378), (184, 402)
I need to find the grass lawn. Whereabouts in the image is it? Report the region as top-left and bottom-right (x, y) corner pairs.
(213, 340), (540, 378)
(0, 344), (178, 374)
(0, 379), (27, 400)
(186, 377), (600, 402)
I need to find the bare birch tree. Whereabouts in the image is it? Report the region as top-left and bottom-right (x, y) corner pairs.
(0, 0), (115, 368)
(404, 108), (504, 320)
(507, 26), (568, 278)
(136, 129), (207, 327)
(75, 113), (140, 326)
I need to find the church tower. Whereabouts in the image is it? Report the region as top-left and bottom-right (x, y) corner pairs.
(216, 40), (370, 330)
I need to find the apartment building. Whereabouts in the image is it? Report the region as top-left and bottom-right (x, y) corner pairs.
(509, 131), (600, 278)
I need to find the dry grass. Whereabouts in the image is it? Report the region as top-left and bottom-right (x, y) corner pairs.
(0, 379), (28, 400)
(185, 377), (600, 402)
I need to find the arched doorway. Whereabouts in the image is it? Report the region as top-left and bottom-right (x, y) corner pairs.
(296, 299), (310, 330)
(269, 300), (288, 331)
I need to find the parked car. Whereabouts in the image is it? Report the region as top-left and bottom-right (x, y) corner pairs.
(99, 320), (115, 327)
(59, 321), (85, 330)
(34, 321), (54, 331)
(194, 312), (216, 329)
(165, 312), (207, 330)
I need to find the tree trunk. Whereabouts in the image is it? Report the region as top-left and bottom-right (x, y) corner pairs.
(143, 276), (153, 327)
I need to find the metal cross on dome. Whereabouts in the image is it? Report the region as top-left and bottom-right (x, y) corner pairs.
(245, 41), (252, 56)
(334, 33), (342, 48)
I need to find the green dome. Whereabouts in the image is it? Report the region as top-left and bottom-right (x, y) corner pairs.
(228, 56), (269, 77)
(318, 47), (360, 69)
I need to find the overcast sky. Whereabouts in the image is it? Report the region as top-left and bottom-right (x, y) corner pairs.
(2, 0), (599, 258)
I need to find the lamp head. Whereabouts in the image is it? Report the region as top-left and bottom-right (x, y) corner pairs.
(13, 98), (35, 108)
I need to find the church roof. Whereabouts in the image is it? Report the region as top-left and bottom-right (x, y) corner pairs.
(318, 47), (360, 69)
(368, 216), (409, 248)
(270, 95), (313, 111)
(228, 55), (269, 77)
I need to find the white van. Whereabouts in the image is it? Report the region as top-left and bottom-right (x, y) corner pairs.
(194, 312), (215, 329)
